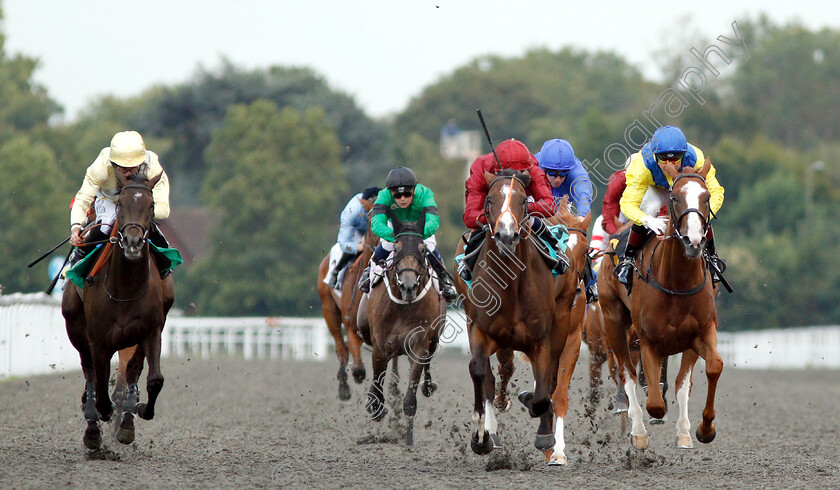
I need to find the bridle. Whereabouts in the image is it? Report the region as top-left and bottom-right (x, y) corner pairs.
(637, 173), (713, 296)
(384, 230), (432, 304)
(484, 175), (529, 237)
(667, 174), (713, 244)
(115, 183), (154, 250)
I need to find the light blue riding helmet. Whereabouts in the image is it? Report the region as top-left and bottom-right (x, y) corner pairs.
(649, 126), (688, 159)
(535, 139), (578, 172)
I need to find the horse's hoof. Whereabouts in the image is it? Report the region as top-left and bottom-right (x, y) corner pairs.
(117, 427), (135, 445)
(470, 432), (493, 455)
(351, 365), (366, 384)
(675, 434), (694, 449)
(534, 433), (556, 451)
(649, 417), (666, 425)
(97, 403), (114, 423)
(631, 433), (649, 450)
(547, 451), (568, 466)
(421, 381), (437, 397)
(517, 391), (533, 406)
(84, 423), (102, 450)
(136, 402), (154, 420)
(696, 426), (716, 444)
(494, 396), (511, 413)
(338, 381), (351, 401)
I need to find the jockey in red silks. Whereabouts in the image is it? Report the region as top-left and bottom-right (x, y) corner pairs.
(457, 138), (569, 280)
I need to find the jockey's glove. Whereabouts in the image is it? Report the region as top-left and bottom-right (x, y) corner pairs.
(642, 215), (668, 236)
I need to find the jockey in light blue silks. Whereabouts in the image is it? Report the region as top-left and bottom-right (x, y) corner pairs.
(535, 138), (598, 303)
(323, 186), (381, 289)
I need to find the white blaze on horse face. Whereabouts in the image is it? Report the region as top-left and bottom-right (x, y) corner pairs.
(566, 233), (578, 253)
(496, 183), (517, 236)
(683, 181), (707, 247)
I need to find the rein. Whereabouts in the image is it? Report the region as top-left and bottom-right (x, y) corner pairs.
(384, 230), (431, 305)
(101, 182), (155, 302)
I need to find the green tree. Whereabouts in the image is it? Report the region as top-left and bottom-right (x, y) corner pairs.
(183, 100), (345, 315)
(0, 135), (68, 293)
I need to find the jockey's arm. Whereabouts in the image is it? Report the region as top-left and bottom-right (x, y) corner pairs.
(700, 160), (725, 215)
(147, 154), (170, 220)
(422, 207), (441, 239)
(619, 159), (651, 226)
(369, 207), (395, 242)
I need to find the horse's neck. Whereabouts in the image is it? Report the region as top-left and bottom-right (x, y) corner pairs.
(653, 238), (704, 286)
(107, 248), (152, 294)
(477, 236), (537, 288)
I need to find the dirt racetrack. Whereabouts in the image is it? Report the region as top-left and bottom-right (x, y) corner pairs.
(1, 349), (837, 488)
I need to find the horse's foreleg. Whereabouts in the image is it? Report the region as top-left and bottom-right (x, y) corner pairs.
(322, 296), (352, 399)
(468, 329), (494, 455)
(117, 346), (145, 444)
(136, 330), (164, 421)
(365, 348), (389, 421)
(345, 317), (367, 385)
(91, 347), (114, 423)
(675, 350), (698, 448)
(403, 353), (426, 418)
(547, 323), (583, 465)
(421, 337), (438, 397)
(494, 348), (514, 412)
(640, 345), (666, 420)
(694, 329), (723, 444)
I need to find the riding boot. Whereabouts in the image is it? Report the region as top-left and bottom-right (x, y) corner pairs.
(358, 266), (372, 293)
(149, 222), (172, 278)
(533, 218), (569, 275)
(457, 229), (486, 281)
(359, 245), (389, 293)
(583, 254), (598, 303)
(427, 250), (457, 302)
(325, 251), (358, 289)
(614, 224), (647, 288)
(705, 228), (726, 283)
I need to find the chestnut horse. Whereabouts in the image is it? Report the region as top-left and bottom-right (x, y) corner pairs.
(455, 169), (575, 457)
(602, 161), (722, 450)
(62, 172), (175, 450)
(317, 201), (378, 400)
(363, 216), (442, 438)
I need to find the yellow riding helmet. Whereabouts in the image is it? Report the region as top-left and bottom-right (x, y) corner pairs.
(109, 131), (146, 167)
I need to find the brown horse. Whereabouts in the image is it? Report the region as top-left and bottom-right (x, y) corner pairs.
(363, 216), (442, 436)
(316, 201), (378, 400)
(602, 161), (722, 450)
(62, 171), (175, 450)
(455, 169), (572, 457)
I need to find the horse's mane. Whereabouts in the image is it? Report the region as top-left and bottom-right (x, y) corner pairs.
(551, 195), (575, 226)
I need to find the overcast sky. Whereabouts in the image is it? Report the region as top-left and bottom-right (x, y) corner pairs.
(5, 1), (839, 121)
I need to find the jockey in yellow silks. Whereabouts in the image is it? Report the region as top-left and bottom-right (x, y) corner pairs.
(614, 125), (725, 288)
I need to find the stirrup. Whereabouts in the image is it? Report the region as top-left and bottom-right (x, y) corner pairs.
(358, 267), (371, 293)
(585, 284), (598, 303)
(553, 254), (570, 275)
(615, 259), (633, 285)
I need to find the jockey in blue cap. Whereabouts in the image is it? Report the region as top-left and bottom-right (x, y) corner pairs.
(614, 126), (726, 290)
(536, 138), (597, 302)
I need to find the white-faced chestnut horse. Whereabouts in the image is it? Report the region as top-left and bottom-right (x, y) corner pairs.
(601, 161), (723, 450)
(456, 169), (578, 458)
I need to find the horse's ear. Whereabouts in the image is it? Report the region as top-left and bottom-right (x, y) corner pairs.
(148, 172), (162, 188)
(699, 157), (711, 178)
(484, 171), (496, 186)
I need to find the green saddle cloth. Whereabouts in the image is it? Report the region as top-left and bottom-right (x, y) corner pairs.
(65, 244), (183, 289)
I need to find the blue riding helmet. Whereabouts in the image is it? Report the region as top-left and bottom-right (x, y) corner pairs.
(535, 139), (578, 172)
(650, 126), (688, 158)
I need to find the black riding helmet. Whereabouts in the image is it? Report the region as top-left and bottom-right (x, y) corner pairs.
(385, 167), (417, 193)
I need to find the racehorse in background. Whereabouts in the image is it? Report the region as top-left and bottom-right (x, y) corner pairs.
(601, 161), (722, 450)
(317, 200), (378, 400)
(363, 215), (442, 444)
(62, 171), (175, 450)
(454, 169), (576, 460)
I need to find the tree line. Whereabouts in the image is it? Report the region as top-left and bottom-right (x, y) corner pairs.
(0, 13), (838, 330)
